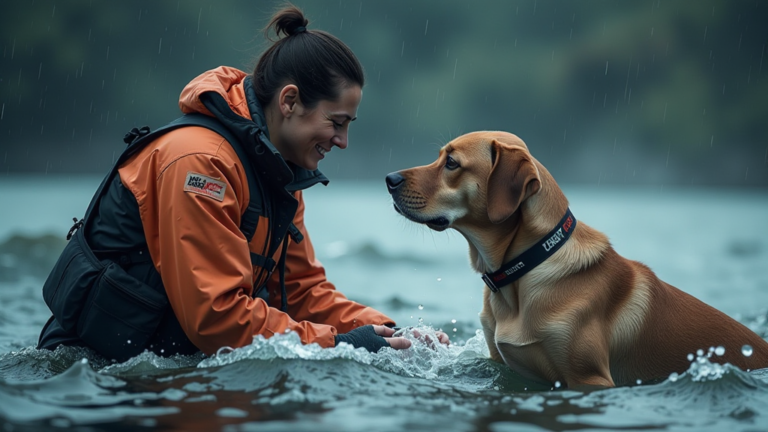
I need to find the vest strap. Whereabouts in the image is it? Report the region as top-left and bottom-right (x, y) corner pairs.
(250, 253), (276, 272)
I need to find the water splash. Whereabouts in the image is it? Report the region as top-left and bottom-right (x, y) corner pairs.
(198, 331), (376, 369)
(674, 345), (762, 383)
(566, 347), (768, 431)
(373, 327), (487, 380)
(196, 327), (493, 383)
(100, 349), (203, 376)
(686, 349), (729, 382)
(742, 345), (753, 357)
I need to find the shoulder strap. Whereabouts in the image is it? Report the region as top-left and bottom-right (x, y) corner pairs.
(161, 113), (264, 243)
(78, 114), (268, 258)
(175, 114), (276, 272)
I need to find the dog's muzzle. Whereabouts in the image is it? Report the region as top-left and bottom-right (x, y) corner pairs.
(385, 172), (450, 231)
(386, 172), (406, 216)
(385, 172), (405, 193)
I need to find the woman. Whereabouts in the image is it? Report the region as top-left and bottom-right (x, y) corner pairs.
(38, 5), (447, 361)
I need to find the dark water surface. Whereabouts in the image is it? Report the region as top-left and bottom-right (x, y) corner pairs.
(1, 177), (767, 431)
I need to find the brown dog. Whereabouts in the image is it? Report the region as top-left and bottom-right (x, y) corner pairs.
(386, 131), (768, 389)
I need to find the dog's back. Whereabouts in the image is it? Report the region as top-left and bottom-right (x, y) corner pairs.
(613, 267), (768, 384)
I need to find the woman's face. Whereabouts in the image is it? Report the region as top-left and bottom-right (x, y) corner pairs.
(271, 84), (362, 171)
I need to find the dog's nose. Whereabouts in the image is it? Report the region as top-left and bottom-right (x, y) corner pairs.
(385, 172), (405, 192)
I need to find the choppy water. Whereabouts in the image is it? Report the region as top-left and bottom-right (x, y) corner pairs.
(1, 176), (767, 431)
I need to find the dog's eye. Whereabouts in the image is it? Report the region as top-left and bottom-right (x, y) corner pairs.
(445, 156), (460, 170)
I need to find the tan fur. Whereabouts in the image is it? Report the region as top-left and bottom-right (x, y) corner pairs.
(387, 131), (768, 389)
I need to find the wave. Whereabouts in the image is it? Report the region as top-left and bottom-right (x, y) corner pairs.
(0, 328), (514, 426)
(562, 350), (768, 431)
(2, 328), (768, 429)
(0, 358), (177, 425)
(195, 327), (516, 390)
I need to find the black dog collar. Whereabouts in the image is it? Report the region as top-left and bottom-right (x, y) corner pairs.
(482, 208), (576, 292)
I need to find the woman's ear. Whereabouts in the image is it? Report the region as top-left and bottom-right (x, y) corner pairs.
(277, 84), (300, 118)
(487, 140), (541, 224)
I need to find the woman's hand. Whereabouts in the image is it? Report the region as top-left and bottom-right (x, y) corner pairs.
(373, 325), (411, 349)
(376, 325), (451, 349)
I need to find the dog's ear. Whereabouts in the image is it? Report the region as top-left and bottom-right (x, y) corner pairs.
(487, 140), (541, 224)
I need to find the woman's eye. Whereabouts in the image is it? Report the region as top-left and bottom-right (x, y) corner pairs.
(445, 156), (460, 170)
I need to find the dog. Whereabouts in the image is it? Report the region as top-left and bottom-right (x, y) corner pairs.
(386, 131), (768, 389)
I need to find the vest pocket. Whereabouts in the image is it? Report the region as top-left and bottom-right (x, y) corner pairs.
(42, 228), (106, 333)
(41, 227), (169, 362)
(76, 259), (169, 362)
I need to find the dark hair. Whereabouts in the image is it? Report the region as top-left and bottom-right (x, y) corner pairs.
(253, 5), (365, 109)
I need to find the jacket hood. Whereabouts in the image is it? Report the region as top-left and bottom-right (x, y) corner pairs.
(178, 66), (329, 191)
(179, 66), (251, 120)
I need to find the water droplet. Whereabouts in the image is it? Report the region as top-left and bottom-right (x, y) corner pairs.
(418, 304), (424, 310)
(715, 346), (725, 356)
(742, 345), (753, 357)
(436, 277), (442, 282)
(451, 319), (457, 324)
(127, 339), (132, 345)
(452, 328), (457, 332)
(554, 381), (561, 388)
(668, 372), (679, 382)
(687, 353), (694, 361)
(636, 379), (642, 385)
(80, 358), (88, 365)
(696, 349), (704, 357)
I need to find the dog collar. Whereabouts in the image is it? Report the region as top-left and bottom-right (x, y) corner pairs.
(482, 208), (576, 292)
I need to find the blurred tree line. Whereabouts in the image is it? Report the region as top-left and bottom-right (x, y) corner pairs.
(1, 0), (766, 186)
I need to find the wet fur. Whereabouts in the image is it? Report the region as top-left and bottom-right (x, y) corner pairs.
(388, 131), (768, 389)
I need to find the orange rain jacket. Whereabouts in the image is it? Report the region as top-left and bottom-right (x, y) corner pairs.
(116, 66), (394, 355)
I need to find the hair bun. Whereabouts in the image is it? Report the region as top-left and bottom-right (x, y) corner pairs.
(265, 5), (310, 40)
(289, 25), (307, 35)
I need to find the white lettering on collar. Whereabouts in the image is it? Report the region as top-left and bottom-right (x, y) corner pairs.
(542, 228), (565, 252)
(503, 261), (525, 276)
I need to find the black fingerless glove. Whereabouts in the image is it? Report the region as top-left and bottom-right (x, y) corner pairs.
(334, 325), (389, 353)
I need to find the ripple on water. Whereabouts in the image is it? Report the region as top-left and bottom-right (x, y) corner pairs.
(1, 324), (766, 431)
(561, 349), (768, 431)
(0, 358), (178, 424)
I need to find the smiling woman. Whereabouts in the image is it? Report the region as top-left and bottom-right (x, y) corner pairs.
(267, 83), (362, 170)
(253, 6), (365, 171)
(35, 3), (436, 363)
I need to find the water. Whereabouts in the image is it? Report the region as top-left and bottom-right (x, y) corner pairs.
(1, 175), (767, 431)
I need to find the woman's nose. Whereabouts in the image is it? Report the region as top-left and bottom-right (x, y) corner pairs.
(332, 130), (348, 149)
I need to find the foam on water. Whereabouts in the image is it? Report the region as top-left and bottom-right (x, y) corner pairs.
(1, 323), (767, 429)
(197, 326), (493, 383)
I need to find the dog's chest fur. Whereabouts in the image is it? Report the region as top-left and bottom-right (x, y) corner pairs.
(482, 282), (575, 383)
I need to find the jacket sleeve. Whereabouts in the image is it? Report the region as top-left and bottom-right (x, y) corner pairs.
(124, 134), (338, 355)
(269, 190), (396, 333)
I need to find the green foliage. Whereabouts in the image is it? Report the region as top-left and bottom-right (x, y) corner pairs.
(1, 0), (766, 186)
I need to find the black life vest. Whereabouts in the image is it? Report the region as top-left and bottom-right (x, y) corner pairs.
(38, 78), (327, 362)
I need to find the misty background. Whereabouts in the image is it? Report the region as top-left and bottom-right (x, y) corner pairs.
(1, 0), (766, 186)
